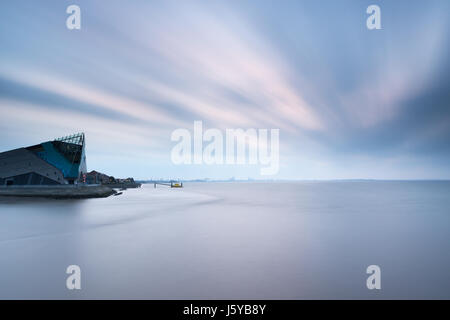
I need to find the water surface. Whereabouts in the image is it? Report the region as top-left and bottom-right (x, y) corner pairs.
(0, 181), (449, 299)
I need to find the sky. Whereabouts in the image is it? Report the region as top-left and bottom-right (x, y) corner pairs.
(0, 0), (449, 180)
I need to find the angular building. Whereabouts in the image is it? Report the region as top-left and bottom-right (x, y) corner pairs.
(0, 133), (87, 186)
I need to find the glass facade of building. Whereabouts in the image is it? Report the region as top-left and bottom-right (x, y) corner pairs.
(0, 133), (87, 185)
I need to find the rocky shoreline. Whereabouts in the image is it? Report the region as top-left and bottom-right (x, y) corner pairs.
(0, 185), (117, 199)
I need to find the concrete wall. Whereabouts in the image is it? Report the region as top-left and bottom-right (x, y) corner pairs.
(0, 148), (65, 185)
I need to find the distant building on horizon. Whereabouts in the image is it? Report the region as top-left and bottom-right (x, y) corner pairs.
(86, 170), (136, 186)
(86, 170), (113, 185)
(0, 133), (87, 186)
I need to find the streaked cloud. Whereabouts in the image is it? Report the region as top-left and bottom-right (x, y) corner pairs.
(0, 0), (449, 179)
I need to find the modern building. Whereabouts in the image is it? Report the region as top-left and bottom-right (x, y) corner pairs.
(0, 133), (87, 186)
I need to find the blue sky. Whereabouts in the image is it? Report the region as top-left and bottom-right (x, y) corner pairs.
(0, 0), (449, 180)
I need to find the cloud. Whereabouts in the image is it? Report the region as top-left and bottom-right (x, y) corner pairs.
(0, 99), (170, 152)
(0, 0), (449, 179)
(112, 2), (325, 131)
(0, 68), (186, 129)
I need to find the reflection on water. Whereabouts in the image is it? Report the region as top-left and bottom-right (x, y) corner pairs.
(0, 181), (449, 299)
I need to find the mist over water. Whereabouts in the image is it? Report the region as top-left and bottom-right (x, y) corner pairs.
(0, 181), (449, 299)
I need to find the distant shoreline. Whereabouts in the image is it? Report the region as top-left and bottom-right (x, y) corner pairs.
(137, 179), (450, 183)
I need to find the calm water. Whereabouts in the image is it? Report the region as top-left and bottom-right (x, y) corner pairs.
(0, 181), (449, 299)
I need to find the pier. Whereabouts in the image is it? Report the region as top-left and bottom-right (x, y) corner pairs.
(152, 181), (183, 188)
